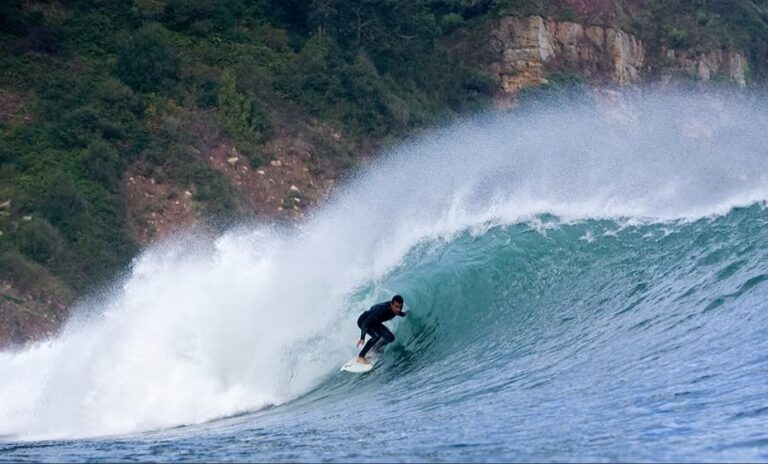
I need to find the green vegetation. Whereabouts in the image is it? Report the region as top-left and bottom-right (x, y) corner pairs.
(0, 0), (501, 297)
(115, 23), (181, 94)
(0, 0), (766, 314)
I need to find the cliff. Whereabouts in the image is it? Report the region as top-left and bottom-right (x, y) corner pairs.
(488, 14), (751, 105)
(491, 16), (644, 92)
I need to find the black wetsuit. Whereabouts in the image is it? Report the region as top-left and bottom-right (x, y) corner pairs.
(357, 301), (406, 357)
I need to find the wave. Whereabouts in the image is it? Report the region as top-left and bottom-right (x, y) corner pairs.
(1, 90), (768, 441)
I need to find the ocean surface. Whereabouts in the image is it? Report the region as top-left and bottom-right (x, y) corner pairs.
(2, 91), (768, 462)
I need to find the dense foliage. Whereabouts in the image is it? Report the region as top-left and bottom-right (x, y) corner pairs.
(0, 0), (766, 300)
(0, 0), (498, 294)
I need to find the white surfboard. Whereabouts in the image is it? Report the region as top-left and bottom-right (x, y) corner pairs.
(340, 352), (380, 373)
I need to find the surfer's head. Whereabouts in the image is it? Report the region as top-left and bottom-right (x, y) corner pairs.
(390, 294), (404, 313)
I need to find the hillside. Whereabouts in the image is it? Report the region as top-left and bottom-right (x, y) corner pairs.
(1, 0), (767, 346)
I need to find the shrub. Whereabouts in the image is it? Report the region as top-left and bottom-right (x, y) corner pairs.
(0, 250), (75, 300)
(187, 166), (238, 218)
(115, 23), (180, 93)
(217, 69), (271, 143)
(196, 79), (219, 108)
(81, 140), (123, 190)
(339, 57), (390, 136)
(295, 35), (345, 113)
(697, 11), (709, 26)
(92, 78), (141, 114)
(0, 251), (54, 293)
(11, 218), (66, 264)
(462, 68), (496, 94)
(441, 13), (465, 34)
(57, 106), (131, 148)
(35, 172), (88, 239)
(668, 28), (687, 48)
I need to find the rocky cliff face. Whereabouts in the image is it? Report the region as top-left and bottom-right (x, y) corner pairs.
(490, 16), (645, 96)
(660, 48), (747, 87)
(489, 15), (748, 103)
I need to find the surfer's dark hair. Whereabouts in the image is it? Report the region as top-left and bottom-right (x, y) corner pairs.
(392, 295), (404, 304)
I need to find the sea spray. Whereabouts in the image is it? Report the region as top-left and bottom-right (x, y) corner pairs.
(1, 90), (767, 445)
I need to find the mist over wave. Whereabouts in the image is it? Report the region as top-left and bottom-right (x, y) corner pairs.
(1, 90), (768, 443)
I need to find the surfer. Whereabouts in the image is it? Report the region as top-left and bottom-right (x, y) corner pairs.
(356, 295), (407, 364)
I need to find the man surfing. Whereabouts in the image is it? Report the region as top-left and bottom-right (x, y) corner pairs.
(355, 295), (407, 364)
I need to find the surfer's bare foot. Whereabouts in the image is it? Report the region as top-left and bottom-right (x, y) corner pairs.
(356, 356), (369, 364)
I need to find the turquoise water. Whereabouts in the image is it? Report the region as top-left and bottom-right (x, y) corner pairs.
(2, 91), (768, 461)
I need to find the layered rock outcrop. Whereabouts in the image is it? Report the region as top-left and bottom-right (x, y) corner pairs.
(489, 15), (749, 103)
(490, 16), (645, 95)
(660, 48), (747, 87)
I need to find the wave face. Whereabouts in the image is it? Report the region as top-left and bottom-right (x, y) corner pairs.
(2, 91), (768, 461)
